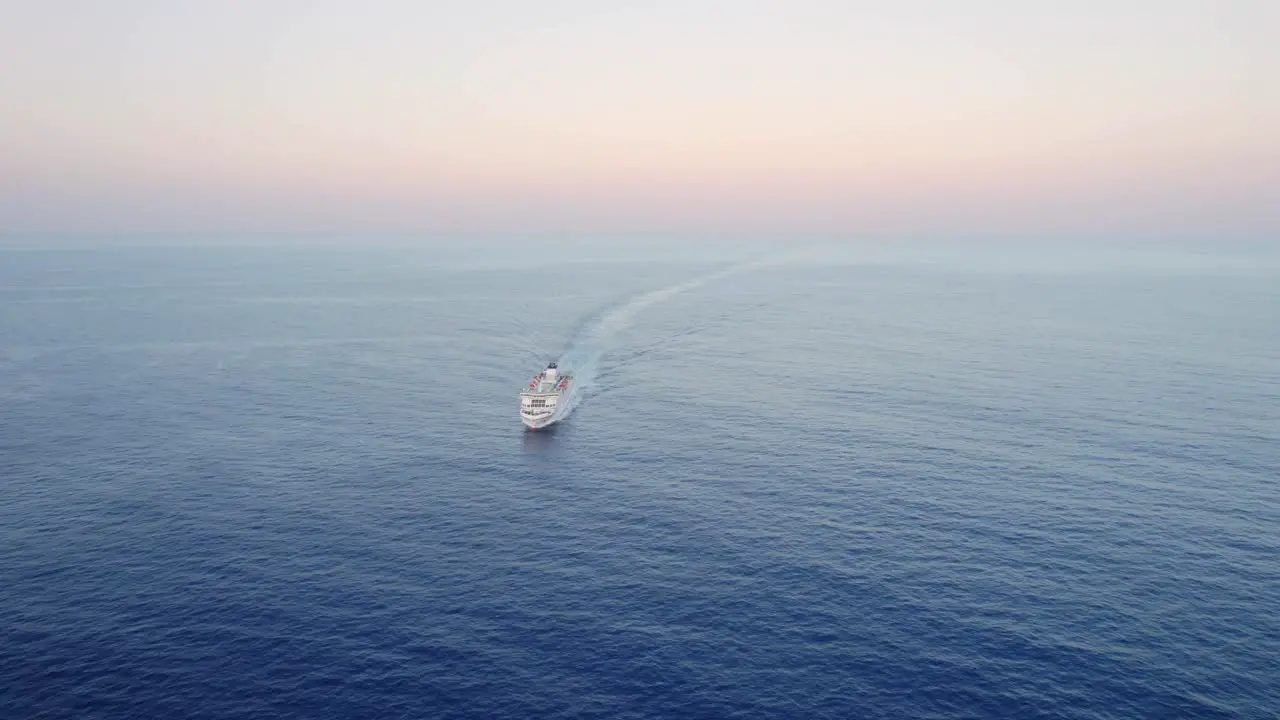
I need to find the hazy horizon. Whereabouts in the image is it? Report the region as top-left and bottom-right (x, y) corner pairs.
(3, 1), (1278, 237)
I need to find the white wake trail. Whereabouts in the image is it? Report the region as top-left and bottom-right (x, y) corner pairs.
(553, 258), (770, 421)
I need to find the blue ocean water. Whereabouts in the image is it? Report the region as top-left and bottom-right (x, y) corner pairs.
(2, 241), (1278, 719)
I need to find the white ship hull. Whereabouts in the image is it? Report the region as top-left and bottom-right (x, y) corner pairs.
(519, 362), (573, 431)
(521, 406), (565, 430)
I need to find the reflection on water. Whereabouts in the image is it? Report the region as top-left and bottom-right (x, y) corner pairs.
(520, 422), (564, 454)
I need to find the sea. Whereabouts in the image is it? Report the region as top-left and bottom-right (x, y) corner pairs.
(2, 238), (1278, 719)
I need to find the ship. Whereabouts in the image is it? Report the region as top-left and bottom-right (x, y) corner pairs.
(519, 361), (573, 430)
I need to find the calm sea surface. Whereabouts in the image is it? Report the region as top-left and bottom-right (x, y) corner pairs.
(2, 242), (1277, 719)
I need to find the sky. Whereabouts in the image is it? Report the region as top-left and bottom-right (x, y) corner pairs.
(1, 0), (1277, 237)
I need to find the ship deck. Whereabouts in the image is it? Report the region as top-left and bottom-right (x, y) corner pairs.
(521, 375), (572, 395)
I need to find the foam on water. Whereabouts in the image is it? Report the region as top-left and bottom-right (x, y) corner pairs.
(551, 259), (771, 422)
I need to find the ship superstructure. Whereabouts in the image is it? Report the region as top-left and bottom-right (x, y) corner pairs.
(519, 362), (572, 430)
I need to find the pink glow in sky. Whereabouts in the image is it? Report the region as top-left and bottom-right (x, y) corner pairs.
(1, 1), (1277, 235)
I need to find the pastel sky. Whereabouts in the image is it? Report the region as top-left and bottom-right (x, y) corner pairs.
(1, 0), (1276, 236)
